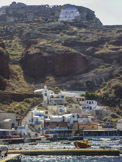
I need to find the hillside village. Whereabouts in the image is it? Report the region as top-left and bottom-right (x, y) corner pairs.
(0, 85), (122, 138)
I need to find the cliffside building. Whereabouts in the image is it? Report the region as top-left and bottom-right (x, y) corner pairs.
(59, 7), (80, 21)
(0, 111), (18, 129)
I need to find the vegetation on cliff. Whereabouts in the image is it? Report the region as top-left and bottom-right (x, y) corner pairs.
(0, 3), (121, 118)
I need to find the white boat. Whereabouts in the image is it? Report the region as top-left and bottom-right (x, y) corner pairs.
(39, 136), (50, 143)
(100, 138), (111, 141)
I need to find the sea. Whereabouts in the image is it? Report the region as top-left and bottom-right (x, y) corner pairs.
(7, 136), (122, 162)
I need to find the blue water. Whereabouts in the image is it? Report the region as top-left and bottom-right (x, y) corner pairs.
(8, 136), (122, 162)
(21, 155), (122, 162)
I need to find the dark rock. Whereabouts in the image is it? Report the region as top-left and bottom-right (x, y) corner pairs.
(0, 42), (10, 79)
(54, 52), (89, 76)
(20, 47), (89, 78)
(0, 76), (7, 90)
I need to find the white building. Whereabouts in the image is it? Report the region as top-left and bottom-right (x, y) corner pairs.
(17, 125), (37, 137)
(45, 113), (82, 129)
(59, 91), (85, 98)
(34, 85), (66, 105)
(59, 7), (80, 21)
(28, 109), (46, 125)
(0, 111), (18, 129)
(116, 119), (122, 130)
(78, 115), (94, 123)
(27, 108), (49, 132)
(82, 100), (97, 110)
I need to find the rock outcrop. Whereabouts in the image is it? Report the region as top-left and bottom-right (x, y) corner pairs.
(0, 42), (10, 90)
(0, 3), (102, 26)
(20, 45), (89, 78)
(0, 42), (10, 79)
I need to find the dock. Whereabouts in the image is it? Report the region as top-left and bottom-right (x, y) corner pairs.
(0, 154), (21, 162)
(8, 149), (120, 156)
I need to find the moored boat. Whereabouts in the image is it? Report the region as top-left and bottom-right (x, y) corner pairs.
(29, 142), (38, 145)
(119, 137), (122, 144)
(74, 139), (91, 148)
(63, 141), (71, 144)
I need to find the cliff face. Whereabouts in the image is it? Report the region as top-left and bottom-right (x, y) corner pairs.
(20, 46), (89, 78)
(0, 3), (121, 116)
(0, 42), (10, 90)
(0, 42), (10, 79)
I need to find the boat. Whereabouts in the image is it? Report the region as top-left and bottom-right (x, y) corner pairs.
(119, 137), (122, 144)
(63, 142), (71, 144)
(74, 139), (91, 148)
(39, 136), (50, 143)
(29, 142), (38, 145)
(100, 138), (110, 141)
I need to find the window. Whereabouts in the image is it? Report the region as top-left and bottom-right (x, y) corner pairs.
(59, 109), (63, 113)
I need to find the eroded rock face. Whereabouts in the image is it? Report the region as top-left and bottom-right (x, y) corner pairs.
(0, 76), (7, 90)
(21, 53), (47, 78)
(0, 42), (10, 79)
(20, 47), (89, 78)
(54, 52), (88, 76)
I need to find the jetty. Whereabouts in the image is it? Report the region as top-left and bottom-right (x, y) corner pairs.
(0, 154), (21, 162)
(8, 149), (120, 156)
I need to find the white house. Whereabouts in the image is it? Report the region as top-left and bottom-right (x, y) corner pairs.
(116, 119), (122, 130)
(82, 100), (97, 110)
(59, 7), (80, 21)
(28, 108), (49, 132)
(28, 109), (46, 125)
(44, 113), (82, 129)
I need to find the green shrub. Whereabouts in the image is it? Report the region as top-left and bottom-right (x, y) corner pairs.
(82, 91), (98, 100)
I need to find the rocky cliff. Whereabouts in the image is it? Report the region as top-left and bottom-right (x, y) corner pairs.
(0, 42), (10, 79)
(0, 3), (102, 26)
(20, 45), (89, 78)
(0, 3), (121, 116)
(0, 42), (10, 90)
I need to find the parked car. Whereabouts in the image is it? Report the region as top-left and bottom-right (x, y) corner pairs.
(0, 140), (8, 157)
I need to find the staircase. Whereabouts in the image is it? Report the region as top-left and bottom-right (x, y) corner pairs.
(21, 105), (38, 126)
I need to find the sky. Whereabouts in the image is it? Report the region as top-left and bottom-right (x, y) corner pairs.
(0, 0), (122, 25)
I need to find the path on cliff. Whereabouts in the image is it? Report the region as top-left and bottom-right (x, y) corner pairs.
(21, 105), (38, 126)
